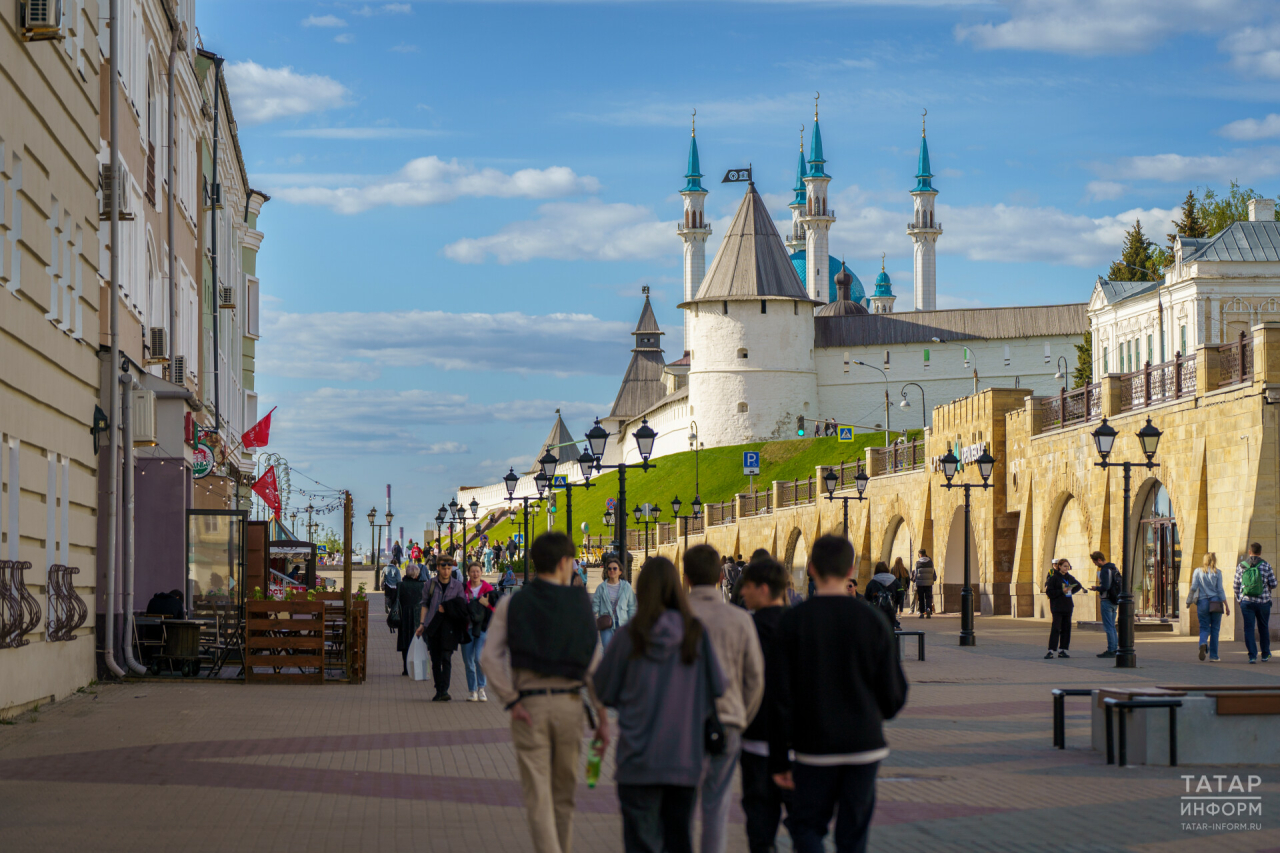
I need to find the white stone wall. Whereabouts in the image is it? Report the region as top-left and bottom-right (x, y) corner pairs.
(686, 299), (818, 449)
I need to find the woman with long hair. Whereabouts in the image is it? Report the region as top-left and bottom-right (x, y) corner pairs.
(593, 556), (724, 853)
(1188, 552), (1229, 661)
(593, 554), (637, 649)
(1044, 559), (1084, 659)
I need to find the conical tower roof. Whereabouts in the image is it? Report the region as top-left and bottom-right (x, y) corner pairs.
(913, 134), (936, 193)
(528, 410), (582, 473)
(609, 292), (668, 418)
(633, 293), (663, 339)
(683, 184), (814, 304)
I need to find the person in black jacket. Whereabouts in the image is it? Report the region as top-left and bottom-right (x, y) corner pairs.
(773, 535), (907, 853)
(395, 563), (425, 676)
(1044, 559), (1085, 659)
(736, 557), (794, 853)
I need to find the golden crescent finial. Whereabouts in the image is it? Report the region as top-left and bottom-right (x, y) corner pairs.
(800, 123), (804, 151)
(691, 108), (696, 137)
(815, 91), (820, 121)
(922, 107), (927, 137)
(881, 252), (886, 271)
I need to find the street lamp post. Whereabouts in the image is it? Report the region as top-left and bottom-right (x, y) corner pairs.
(633, 503), (661, 559)
(938, 447), (996, 647)
(851, 360), (891, 445)
(538, 447), (596, 548)
(434, 505), (447, 554)
(823, 465), (869, 542)
(584, 418), (658, 582)
(1055, 356), (1070, 385)
(688, 422), (703, 499)
(367, 506), (381, 589)
(670, 494), (703, 554)
(899, 382), (927, 433)
(1091, 417), (1163, 668)
(503, 468), (549, 583)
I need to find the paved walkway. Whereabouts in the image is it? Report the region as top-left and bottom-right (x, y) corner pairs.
(1, 598), (1278, 852)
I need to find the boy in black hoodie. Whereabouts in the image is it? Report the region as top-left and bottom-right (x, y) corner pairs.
(774, 535), (907, 853)
(737, 557), (794, 853)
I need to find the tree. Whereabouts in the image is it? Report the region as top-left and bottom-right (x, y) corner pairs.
(1073, 331), (1092, 389)
(1166, 190), (1206, 256)
(1108, 219), (1161, 282)
(1198, 181), (1278, 236)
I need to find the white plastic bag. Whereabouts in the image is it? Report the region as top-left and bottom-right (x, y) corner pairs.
(407, 636), (430, 682)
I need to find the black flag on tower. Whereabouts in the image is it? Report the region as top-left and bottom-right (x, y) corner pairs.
(722, 167), (752, 183)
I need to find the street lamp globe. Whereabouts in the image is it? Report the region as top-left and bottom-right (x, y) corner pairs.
(503, 468), (519, 498)
(633, 419), (657, 461)
(533, 471), (549, 496)
(671, 496), (682, 517)
(899, 398), (910, 409)
(976, 449), (996, 483)
(469, 498), (479, 518)
(366, 507), (377, 526)
(385, 510), (394, 527)
(1137, 417), (1163, 462)
(447, 498), (457, 516)
(604, 510), (614, 527)
(539, 448), (559, 479)
(585, 419), (609, 460)
(633, 504), (642, 523)
(855, 470), (870, 496)
(577, 448), (595, 481)
(692, 495), (703, 517)
(651, 504), (662, 520)
(1092, 419), (1118, 461)
(823, 468), (839, 496)
(940, 449), (960, 483)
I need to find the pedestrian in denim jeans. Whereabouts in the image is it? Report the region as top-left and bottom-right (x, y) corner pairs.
(1089, 551), (1120, 658)
(1234, 542), (1277, 663)
(1187, 553), (1228, 662)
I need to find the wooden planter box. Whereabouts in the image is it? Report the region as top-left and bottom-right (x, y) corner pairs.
(245, 600), (325, 685)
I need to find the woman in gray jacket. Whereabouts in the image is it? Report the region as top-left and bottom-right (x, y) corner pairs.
(593, 555), (638, 649)
(593, 556), (724, 853)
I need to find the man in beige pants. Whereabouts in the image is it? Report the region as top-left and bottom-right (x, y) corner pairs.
(482, 532), (608, 853)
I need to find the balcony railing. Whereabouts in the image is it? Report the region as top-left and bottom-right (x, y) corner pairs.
(738, 490), (773, 518)
(1040, 382), (1102, 433)
(1218, 333), (1252, 388)
(705, 500), (736, 528)
(626, 528), (656, 551)
(685, 515), (705, 536)
(828, 458), (867, 491)
(777, 476), (817, 508)
(657, 522), (677, 546)
(1120, 352), (1197, 412)
(870, 439), (926, 474)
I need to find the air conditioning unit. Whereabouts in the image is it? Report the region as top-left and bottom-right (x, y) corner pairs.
(218, 286), (235, 309)
(147, 327), (168, 364)
(131, 389), (158, 447)
(171, 355), (187, 386)
(99, 163), (134, 221)
(21, 0), (63, 39)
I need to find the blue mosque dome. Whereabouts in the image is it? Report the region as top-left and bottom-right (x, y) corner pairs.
(874, 267), (893, 297)
(789, 250), (866, 304)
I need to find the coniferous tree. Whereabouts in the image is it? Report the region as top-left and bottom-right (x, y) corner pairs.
(1072, 331), (1092, 389)
(1108, 219), (1160, 282)
(1166, 190), (1207, 256)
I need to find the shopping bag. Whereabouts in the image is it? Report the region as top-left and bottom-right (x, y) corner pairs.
(407, 636), (430, 682)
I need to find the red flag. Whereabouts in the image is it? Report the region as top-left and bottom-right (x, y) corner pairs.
(252, 466), (282, 520)
(241, 406), (276, 450)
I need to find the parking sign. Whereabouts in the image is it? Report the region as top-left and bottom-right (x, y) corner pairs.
(838, 426), (854, 442)
(743, 451), (760, 476)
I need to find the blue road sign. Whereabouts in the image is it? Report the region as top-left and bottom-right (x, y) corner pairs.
(514, 533), (524, 545)
(743, 451), (760, 476)
(838, 426), (854, 442)
(606, 498), (616, 511)
(552, 475), (567, 487)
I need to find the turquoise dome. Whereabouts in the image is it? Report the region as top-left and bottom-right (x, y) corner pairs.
(874, 268), (893, 298)
(789, 250), (866, 304)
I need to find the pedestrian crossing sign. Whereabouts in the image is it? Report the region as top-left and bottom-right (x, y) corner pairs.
(552, 475), (567, 487)
(838, 426), (854, 442)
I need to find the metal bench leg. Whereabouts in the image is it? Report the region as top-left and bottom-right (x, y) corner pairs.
(1053, 692), (1064, 749)
(918, 634), (925, 661)
(1104, 704), (1114, 765)
(1117, 708), (1128, 768)
(1169, 707), (1177, 767)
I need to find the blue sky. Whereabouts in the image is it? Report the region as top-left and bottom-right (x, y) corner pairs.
(198, 0), (1280, 545)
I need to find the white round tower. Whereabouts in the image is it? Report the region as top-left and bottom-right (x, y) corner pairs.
(682, 182), (819, 448)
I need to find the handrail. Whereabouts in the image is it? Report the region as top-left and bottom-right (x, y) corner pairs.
(1217, 333), (1252, 388)
(1119, 352), (1197, 412)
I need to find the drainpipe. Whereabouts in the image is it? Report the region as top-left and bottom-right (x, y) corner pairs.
(103, 0), (125, 679)
(167, 24), (184, 384)
(209, 56), (223, 441)
(120, 372), (147, 676)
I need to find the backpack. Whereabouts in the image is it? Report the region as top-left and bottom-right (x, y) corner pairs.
(1240, 559), (1266, 598)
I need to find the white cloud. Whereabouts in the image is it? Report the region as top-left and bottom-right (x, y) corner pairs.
(266, 156), (599, 214)
(353, 2), (412, 15)
(334, 33), (355, 44)
(1085, 180), (1127, 201)
(223, 61), (349, 125)
(277, 127), (443, 140)
(425, 441), (468, 455)
(390, 43), (419, 53)
(257, 308), (632, 381)
(568, 95), (802, 128)
(1219, 114), (1280, 140)
(956, 0), (1249, 55)
(1093, 147), (1280, 182)
(302, 14), (346, 27)
(1220, 24), (1280, 78)
(443, 200), (676, 264)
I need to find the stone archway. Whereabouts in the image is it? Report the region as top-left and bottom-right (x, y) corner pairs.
(782, 527), (809, 597)
(942, 507), (979, 614)
(1041, 494), (1093, 621)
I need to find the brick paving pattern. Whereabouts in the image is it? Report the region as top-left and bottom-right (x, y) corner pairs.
(1, 598), (1278, 852)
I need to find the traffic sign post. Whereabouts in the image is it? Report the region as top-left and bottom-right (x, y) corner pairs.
(743, 451), (760, 476)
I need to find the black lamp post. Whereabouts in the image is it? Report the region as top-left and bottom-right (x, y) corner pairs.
(603, 509), (615, 551)
(899, 382), (926, 433)
(584, 417), (658, 582)
(633, 502), (661, 558)
(539, 446), (596, 548)
(688, 422), (702, 499)
(434, 505), (447, 554)
(1091, 417), (1162, 668)
(670, 494), (703, 554)
(823, 465), (869, 543)
(939, 447), (996, 647)
(367, 506), (383, 588)
(504, 467), (548, 583)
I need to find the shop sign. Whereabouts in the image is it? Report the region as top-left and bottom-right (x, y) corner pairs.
(929, 439), (987, 473)
(192, 443), (215, 479)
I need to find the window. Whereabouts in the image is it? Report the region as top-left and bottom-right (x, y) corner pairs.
(737, 348), (748, 359)
(1003, 344), (1010, 367)
(1103, 346), (1109, 374)
(1044, 343), (1051, 364)
(1180, 325), (1187, 356)
(923, 348), (930, 369)
(963, 346), (971, 368)
(761, 300), (767, 314)
(793, 301), (798, 315)
(722, 300), (728, 315)
(1147, 334), (1153, 366)
(883, 350), (890, 370)
(737, 402), (748, 413)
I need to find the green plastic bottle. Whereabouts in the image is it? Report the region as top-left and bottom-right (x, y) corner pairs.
(585, 737), (604, 788)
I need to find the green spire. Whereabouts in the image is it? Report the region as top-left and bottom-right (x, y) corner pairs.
(791, 132), (807, 206)
(913, 123), (936, 193)
(683, 113), (705, 193)
(808, 119), (827, 178)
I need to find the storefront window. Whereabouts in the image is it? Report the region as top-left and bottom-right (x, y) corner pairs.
(1137, 483), (1179, 619)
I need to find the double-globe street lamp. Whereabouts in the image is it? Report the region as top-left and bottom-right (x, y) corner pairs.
(823, 465), (869, 543)
(633, 503), (662, 558)
(434, 505), (447, 553)
(938, 446), (996, 647)
(670, 494), (703, 553)
(1091, 416), (1163, 669)
(584, 418), (658, 581)
(450, 498), (479, 565)
(503, 467), (550, 583)
(538, 446), (597, 550)
(367, 506), (392, 589)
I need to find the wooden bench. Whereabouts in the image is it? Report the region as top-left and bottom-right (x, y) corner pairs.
(895, 630), (925, 661)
